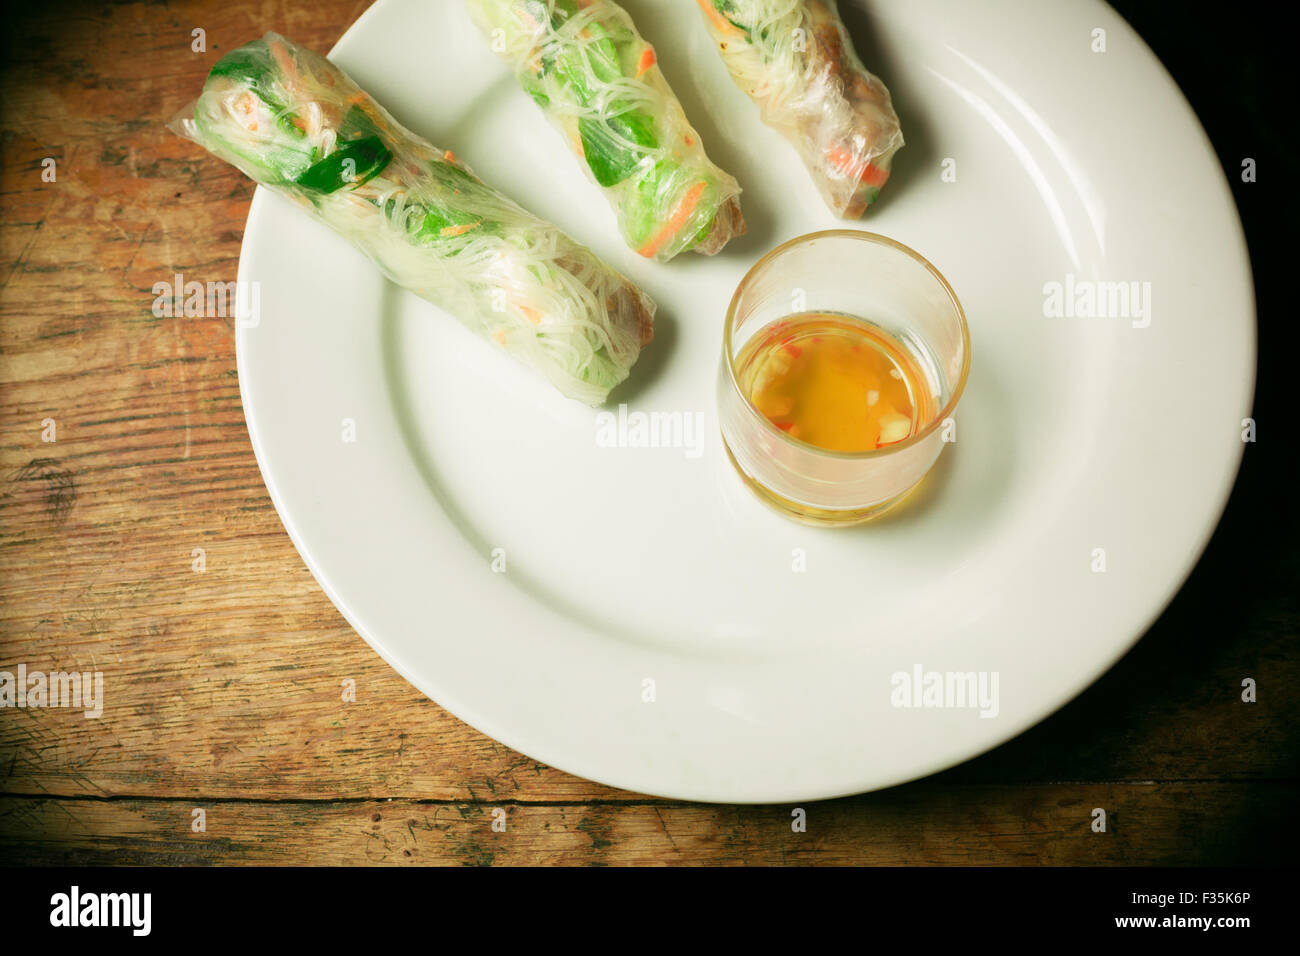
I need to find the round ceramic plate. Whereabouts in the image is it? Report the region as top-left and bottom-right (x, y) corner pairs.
(235, 0), (1255, 802)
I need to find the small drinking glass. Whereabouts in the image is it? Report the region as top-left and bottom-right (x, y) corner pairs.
(718, 230), (970, 526)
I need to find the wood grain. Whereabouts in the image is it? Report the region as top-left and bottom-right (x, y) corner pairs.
(0, 0), (1295, 864)
(4, 783), (1292, 866)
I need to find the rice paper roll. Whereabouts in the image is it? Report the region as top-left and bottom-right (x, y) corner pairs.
(170, 33), (654, 406)
(467, 0), (746, 261)
(695, 0), (904, 218)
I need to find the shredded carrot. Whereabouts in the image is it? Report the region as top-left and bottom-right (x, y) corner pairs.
(826, 145), (890, 188)
(269, 39), (296, 78)
(440, 221), (481, 238)
(493, 329), (507, 345)
(637, 46), (657, 77)
(696, 0), (742, 36)
(638, 181), (707, 259)
(519, 305), (543, 326)
(825, 145), (856, 173)
(443, 149), (457, 164)
(348, 92), (367, 105)
(234, 91), (258, 130)
(684, 134), (694, 147)
(859, 163), (890, 188)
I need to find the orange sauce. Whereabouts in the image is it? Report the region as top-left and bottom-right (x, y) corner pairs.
(735, 313), (933, 452)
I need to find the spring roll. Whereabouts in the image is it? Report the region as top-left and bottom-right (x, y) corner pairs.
(170, 33), (654, 406)
(695, 0), (903, 218)
(467, 0), (745, 261)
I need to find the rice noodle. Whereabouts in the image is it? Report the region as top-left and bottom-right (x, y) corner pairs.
(694, 0), (904, 217)
(170, 32), (654, 405)
(468, 0), (745, 261)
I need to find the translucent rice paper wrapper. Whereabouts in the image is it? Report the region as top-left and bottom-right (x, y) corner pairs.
(468, 0), (746, 262)
(169, 32), (654, 406)
(695, 0), (904, 218)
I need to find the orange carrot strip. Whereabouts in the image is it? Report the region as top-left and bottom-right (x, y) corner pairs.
(696, 0), (742, 37)
(859, 162), (890, 188)
(826, 145), (890, 188)
(269, 39), (296, 78)
(637, 181), (707, 259)
(637, 46), (657, 77)
(518, 305), (543, 326)
(440, 221), (481, 238)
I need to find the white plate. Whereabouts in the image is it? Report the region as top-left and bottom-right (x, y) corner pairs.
(236, 0), (1254, 802)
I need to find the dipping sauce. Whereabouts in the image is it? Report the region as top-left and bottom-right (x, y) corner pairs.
(734, 312), (934, 453)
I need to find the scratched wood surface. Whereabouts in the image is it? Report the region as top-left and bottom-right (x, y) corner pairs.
(0, 0), (1295, 865)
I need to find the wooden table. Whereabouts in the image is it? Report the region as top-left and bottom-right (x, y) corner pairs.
(1, 0), (1294, 865)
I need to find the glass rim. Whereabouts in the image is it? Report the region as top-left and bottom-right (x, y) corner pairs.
(723, 229), (972, 461)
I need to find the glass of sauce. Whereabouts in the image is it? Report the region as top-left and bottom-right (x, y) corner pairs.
(718, 231), (970, 526)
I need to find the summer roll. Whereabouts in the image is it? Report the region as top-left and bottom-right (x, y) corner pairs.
(467, 0), (746, 261)
(171, 33), (654, 405)
(694, 0), (904, 218)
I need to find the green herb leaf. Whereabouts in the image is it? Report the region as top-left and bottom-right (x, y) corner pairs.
(579, 112), (658, 188)
(296, 136), (392, 193)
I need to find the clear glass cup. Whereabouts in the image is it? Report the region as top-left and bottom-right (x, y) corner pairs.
(718, 230), (970, 526)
